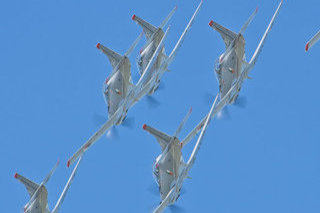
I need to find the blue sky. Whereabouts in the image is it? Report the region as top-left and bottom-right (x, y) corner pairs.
(1, 0), (320, 212)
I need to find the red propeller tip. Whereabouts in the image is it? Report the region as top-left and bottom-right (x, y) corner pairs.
(67, 161), (70, 168)
(132, 14), (136, 20)
(209, 20), (214, 27)
(142, 124), (147, 130)
(14, 173), (18, 178)
(96, 43), (101, 49)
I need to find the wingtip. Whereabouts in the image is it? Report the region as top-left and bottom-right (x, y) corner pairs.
(305, 43), (309, 52)
(209, 20), (214, 27)
(142, 124), (147, 130)
(189, 107), (193, 113)
(256, 7), (259, 13)
(14, 173), (18, 179)
(175, 5), (178, 10)
(132, 14), (136, 20)
(96, 43), (100, 49)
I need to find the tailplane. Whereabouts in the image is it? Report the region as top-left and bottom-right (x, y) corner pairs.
(132, 6), (177, 41)
(209, 21), (237, 48)
(96, 43), (122, 69)
(14, 173), (39, 198)
(143, 124), (172, 151)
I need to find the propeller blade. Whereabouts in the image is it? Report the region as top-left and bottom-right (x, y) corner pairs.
(122, 117), (135, 129)
(157, 82), (165, 91)
(106, 126), (120, 141)
(217, 106), (231, 120)
(146, 96), (161, 109)
(147, 182), (159, 197)
(92, 113), (107, 126)
(169, 204), (185, 213)
(234, 95), (247, 108)
(203, 92), (215, 106)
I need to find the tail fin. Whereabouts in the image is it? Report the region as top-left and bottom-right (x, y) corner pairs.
(143, 124), (172, 151)
(209, 20), (237, 48)
(132, 14), (157, 40)
(96, 43), (122, 69)
(14, 173), (39, 198)
(306, 30), (320, 52)
(52, 156), (83, 213)
(239, 7), (259, 36)
(159, 6), (177, 29)
(249, 0), (283, 65)
(166, 0), (203, 67)
(173, 107), (192, 138)
(125, 32), (144, 57)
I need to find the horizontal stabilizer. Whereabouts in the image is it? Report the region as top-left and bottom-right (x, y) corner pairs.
(132, 14), (157, 40)
(209, 20), (237, 48)
(306, 30), (320, 52)
(143, 124), (172, 151)
(14, 173), (39, 198)
(96, 43), (123, 69)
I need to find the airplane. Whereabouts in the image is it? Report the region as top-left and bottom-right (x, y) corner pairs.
(132, 0), (203, 98)
(209, 0), (283, 105)
(143, 94), (219, 213)
(306, 30), (320, 52)
(67, 2), (202, 167)
(96, 32), (143, 126)
(15, 157), (82, 213)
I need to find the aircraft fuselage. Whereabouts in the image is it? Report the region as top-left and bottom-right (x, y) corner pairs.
(153, 137), (184, 203)
(103, 56), (132, 124)
(215, 35), (245, 104)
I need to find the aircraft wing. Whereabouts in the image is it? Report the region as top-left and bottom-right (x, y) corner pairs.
(184, 94), (219, 174)
(306, 30), (320, 52)
(249, 0), (283, 66)
(153, 187), (175, 213)
(166, 0), (203, 67)
(67, 108), (121, 167)
(52, 156), (83, 213)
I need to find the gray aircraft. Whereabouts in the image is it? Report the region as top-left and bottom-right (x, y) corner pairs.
(209, 0), (283, 105)
(96, 33), (143, 126)
(306, 30), (320, 51)
(143, 94), (219, 213)
(15, 157), (82, 213)
(67, 2), (202, 167)
(132, 0), (203, 97)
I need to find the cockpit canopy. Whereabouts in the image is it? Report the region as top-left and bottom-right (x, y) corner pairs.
(136, 54), (144, 74)
(214, 58), (222, 75)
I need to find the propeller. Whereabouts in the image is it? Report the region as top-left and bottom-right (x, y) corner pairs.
(204, 92), (231, 120)
(122, 116), (135, 129)
(233, 95), (247, 108)
(106, 126), (120, 141)
(147, 182), (160, 197)
(146, 96), (161, 109)
(169, 204), (185, 213)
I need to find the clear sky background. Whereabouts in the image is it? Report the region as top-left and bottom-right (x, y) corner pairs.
(1, 0), (320, 212)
